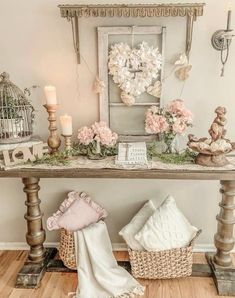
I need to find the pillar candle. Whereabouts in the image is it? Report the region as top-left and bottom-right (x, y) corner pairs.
(44, 86), (57, 105)
(60, 114), (73, 136)
(227, 2), (232, 31)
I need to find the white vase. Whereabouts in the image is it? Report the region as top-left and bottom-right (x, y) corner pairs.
(164, 134), (180, 154)
(171, 135), (180, 154)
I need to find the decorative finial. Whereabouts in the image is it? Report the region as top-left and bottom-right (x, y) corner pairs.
(0, 72), (10, 82)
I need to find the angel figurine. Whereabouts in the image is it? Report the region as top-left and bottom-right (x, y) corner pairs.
(208, 106), (227, 141)
(187, 106), (232, 167)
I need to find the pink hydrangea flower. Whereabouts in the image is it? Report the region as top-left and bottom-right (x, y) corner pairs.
(166, 99), (193, 123)
(91, 121), (107, 135)
(77, 126), (94, 145)
(77, 122), (118, 147)
(93, 125), (118, 147)
(149, 105), (160, 114)
(145, 111), (169, 134)
(145, 100), (193, 137)
(180, 108), (193, 123)
(172, 119), (187, 134)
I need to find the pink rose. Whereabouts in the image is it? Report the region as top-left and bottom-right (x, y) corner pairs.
(77, 126), (94, 145)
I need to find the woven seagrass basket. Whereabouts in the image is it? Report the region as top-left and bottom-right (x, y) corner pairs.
(59, 228), (201, 276)
(128, 230), (201, 279)
(59, 229), (77, 270)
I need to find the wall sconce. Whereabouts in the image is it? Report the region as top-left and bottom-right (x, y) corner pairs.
(211, 4), (234, 76)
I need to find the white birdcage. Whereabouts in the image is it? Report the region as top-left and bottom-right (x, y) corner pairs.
(0, 72), (34, 144)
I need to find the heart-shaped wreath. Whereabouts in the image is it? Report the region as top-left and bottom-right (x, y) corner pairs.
(108, 41), (162, 106)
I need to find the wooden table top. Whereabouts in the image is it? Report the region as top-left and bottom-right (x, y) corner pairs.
(0, 167), (235, 180)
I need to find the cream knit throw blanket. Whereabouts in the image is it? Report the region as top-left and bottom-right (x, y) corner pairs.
(74, 221), (145, 298)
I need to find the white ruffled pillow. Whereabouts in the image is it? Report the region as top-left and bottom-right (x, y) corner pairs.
(135, 196), (198, 251)
(119, 200), (156, 250)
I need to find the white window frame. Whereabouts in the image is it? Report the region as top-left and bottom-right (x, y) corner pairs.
(97, 26), (166, 141)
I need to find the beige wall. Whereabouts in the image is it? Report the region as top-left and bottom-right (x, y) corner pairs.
(0, 0), (235, 247)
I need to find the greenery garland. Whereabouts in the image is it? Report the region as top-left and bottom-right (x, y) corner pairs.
(28, 142), (196, 166)
(71, 142), (118, 158)
(153, 151), (197, 164)
(147, 142), (197, 164)
(29, 143), (118, 167)
(31, 151), (70, 166)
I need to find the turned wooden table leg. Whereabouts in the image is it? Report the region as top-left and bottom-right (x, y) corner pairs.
(15, 177), (57, 289)
(214, 180), (235, 267)
(23, 177), (45, 262)
(206, 180), (235, 296)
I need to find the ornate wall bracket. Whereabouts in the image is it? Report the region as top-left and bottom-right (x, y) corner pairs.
(58, 3), (205, 64)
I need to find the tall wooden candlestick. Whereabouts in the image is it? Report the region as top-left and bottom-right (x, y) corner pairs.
(43, 104), (61, 154)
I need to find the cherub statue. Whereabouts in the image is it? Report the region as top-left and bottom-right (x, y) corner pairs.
(187, 106), (232, 167)
(208, 106), (227, 141)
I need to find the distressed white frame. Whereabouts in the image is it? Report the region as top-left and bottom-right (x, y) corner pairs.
(98, 26), (166, 140)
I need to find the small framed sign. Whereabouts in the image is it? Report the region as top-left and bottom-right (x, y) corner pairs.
(116, 142), (148, 165)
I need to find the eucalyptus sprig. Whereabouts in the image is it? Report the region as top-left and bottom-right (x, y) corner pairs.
(147, 142), (197, 164)
(70, 142), (88, 156)
(31, 151), (70, 166)
(71, 142), (118, 158)
(153, 150), (197, 164)
(147, 141), (164, 159)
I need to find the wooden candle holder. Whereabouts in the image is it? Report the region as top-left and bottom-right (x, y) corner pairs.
(62, 134), (72, 152)
(43, 104), (61, 154)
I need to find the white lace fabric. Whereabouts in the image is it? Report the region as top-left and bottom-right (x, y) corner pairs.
(1, 155), (235, 171)
(74, 221), (145, 298)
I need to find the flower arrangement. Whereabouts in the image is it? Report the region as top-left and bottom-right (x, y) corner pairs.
(145, 100), (193, 153)
(108, 41), (162, 106)
(76, 121), (118, 159)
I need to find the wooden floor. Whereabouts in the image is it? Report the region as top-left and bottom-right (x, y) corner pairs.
(0, 250), (234, 298)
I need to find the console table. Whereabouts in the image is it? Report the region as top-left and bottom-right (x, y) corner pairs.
(1, 167), (235, 295)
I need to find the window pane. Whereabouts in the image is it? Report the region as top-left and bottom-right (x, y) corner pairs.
(110, 105), (158, 135)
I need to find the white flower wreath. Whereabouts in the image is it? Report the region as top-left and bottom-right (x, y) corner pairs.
(108, 41), (162, 106)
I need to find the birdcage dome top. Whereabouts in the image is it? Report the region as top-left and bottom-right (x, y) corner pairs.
(0, 72), (29, 105)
